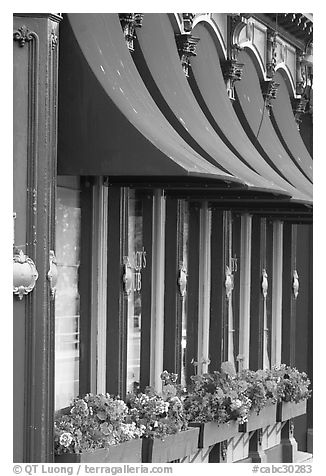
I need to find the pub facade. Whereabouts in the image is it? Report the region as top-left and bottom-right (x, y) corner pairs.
(13, 12), (313, 463)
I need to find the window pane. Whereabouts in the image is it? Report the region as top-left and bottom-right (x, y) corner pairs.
(126, 191), (144, 394)
(55, 184), (81, 409)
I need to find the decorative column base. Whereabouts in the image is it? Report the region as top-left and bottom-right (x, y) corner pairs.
(280, 420), (298, 462)
(248, 430), (268, 463)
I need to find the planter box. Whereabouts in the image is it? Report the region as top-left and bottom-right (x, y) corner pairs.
(239, 403), (277, 433)
(276, 400), (307, 422)
(55, 438), (142, 463)
(141, 427), (200, 463)
(189, 420), (239, 448)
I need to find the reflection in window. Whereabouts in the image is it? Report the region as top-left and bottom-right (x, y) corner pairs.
(126, 191), (144, 394)
(180, 204), (189, 388)
(55, 182), (81, 409)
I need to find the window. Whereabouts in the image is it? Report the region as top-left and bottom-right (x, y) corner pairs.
(55, 177), (81, 410)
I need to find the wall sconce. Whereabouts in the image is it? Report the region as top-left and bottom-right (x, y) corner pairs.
(13, 248), (38, 300)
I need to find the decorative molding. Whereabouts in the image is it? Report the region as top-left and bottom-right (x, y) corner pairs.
(51, 30), (58, 50)
(262, 79), (280, 113)
(13, 248), (39, 300)
(175, 33), (200, 77)
(47, 250), (58, 299)
(221, 440), (228, 461)
(119, 13), (144, 51)
(13, 25), (34, 47)
(182, 13), (195, 33)
(292, 270), (299, 299)
(177, 261), (188, 297)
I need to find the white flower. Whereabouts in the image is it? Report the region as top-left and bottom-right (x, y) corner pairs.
(59, 432), (73, 447)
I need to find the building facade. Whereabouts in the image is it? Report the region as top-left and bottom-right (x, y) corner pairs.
(13, 13), (313, 463)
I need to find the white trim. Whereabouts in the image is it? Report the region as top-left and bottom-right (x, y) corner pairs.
(150, 189), (166, 391)
(238, 214), (252, 370)
(271, 220), (283, 367)
(197, 202), (211, 375)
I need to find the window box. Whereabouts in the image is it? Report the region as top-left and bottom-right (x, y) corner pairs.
(189, 420), (239, 448)
(239, 402), (277, 433)
(141, 427), (200, 463)
(55, 438), (143, 463)
(276, 400), (307, 422)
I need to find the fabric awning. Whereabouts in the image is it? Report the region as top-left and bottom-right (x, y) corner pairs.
(57, 14), (240, 185)
(134, 13), (289, 195)
(271, 70), (313, 182)
(234, 50), (312, 201)
(189, 23), (311, 204)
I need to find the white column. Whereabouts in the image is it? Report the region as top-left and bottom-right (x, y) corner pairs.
(91, 178), (108, 394)
(238, 213), (252, 370)
(197, 202), (212, 374)
(150, 189), (166, 391)
(271, 220), (283, 366)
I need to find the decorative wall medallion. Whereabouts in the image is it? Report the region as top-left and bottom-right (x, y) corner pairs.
(47, 250), (58, 299)
(13, 248), (38, 300)
(13, 25), (34, 47)
(177, 262), (188, 297)
(175, 33), (200, 77)
(122, 257), (133, 296)
(292, 270), (299, 299)
(119, 13), (144, 51)
(225, 265), (234, 300)
(261, 269), (268, 298)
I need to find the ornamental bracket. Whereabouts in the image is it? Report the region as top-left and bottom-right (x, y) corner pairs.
(262, 79), (280, 114)
(175, 33), (200, 77)
(222, 58), (244, 100)
(47, 250), (58, 299)
(119, 13), (144, 51)
(292, 270), (299, 299)
(177, 261), (188, 297)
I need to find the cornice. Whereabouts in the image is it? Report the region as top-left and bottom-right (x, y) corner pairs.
(14, 13), (62, 23)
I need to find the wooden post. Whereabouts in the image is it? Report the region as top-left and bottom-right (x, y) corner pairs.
(13, 13), (61, 462)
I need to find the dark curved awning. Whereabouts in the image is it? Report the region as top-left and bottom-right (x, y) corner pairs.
(57, 14), (240, 185)
(189, 22), (310, 204)
(134, 13), (288, 195)
(234, 50), (312, 201)
(271, 70), (313, 182)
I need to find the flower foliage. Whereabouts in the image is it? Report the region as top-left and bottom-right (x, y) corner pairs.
(54, 365), (311, 454)
(238, 368), (278, 414)
(183, 366), (252, 425)
(271, 364), (311, 403)
(54, 393), (144, 455)
(126, 371), (188, 440)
